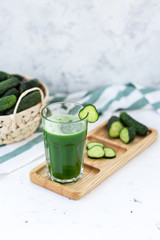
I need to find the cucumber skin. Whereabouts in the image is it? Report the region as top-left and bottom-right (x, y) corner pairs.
(0, 77), (20, 96)
(4, 106), (15, 115)
(0, 71), (10, 82)
(104, 156), (116, 159)
(0, 95), (17, 112)
(120, 112), (149, 136)
(19, 79), (39, 93)
(12, 74), (24, 81)
(87, 154), (104, 159)
(120, 127), (136, 144)
(17, 91), (41, 113)
(5, 91), (41, 115)
(3, 88), (20, 98)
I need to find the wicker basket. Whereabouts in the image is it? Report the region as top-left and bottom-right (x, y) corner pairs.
(0, 76), (49, 145)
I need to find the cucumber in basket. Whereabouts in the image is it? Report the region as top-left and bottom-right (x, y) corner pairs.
(107, 116), (124, 138)
(120, 112), (149, 136)
(11, 74), (25, 81)
(19, 79), (39, 93)
(3, 88), (20, 98)
(0, 71), (10, 82)
(0, 77), (20, 96)
(5, 90), (41, 114)
(0, 95), (17, 112)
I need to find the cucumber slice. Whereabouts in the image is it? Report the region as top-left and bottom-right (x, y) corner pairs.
(79, 104), (99, 123)
(119, 127), (136, 144)
(87, 141), (104, 149)
(104, 147), (116, 158)
(87, 145), (105, 159)
(120, 112), (149, 136)
(107, 116), (124, 138)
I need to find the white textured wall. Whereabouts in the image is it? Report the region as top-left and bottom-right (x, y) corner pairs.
(0, 0), (160, 93)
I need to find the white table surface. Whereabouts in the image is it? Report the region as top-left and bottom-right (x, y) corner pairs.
(0, 110), (160, 240)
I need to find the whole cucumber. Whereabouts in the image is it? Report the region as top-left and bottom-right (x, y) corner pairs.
(0, 95), (17, 112)
(0, 71), (10, 82)
(4, 91), (42, 115)
(11, 74), (25, 81)
(17, 90), (41, 113)
(19, 79), (39, 93)
(3, 88), (20, 98)
(120, 112), (149, 136)
(0, 77), (20, 96)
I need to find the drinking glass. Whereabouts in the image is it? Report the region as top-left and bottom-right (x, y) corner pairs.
(41, 101), (87, 183)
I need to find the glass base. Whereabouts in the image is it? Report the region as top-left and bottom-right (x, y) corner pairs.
(48, 169), (83, 184)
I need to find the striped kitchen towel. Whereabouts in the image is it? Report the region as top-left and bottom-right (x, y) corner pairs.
(0, 83), (159, 173)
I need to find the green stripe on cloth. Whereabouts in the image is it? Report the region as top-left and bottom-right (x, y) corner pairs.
(82, 90), (93, 98)
(152, 101), (160, 110)
(99, 85), (135, 113)
(140, 88), (157, 94)
(82, 86), (109, 106)
(126, 97), (149, 110)
(0, 134), (43, 164)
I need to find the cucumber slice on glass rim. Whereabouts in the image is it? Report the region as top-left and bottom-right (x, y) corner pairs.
(79, 104), (99, 123)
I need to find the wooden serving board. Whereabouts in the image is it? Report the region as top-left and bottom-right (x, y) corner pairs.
(30, 120), (158, 200)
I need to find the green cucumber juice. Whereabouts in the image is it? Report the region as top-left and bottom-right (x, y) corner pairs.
(43, 115), (87, 182)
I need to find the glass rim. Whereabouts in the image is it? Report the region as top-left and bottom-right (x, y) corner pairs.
(41, 101), (88, 124)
